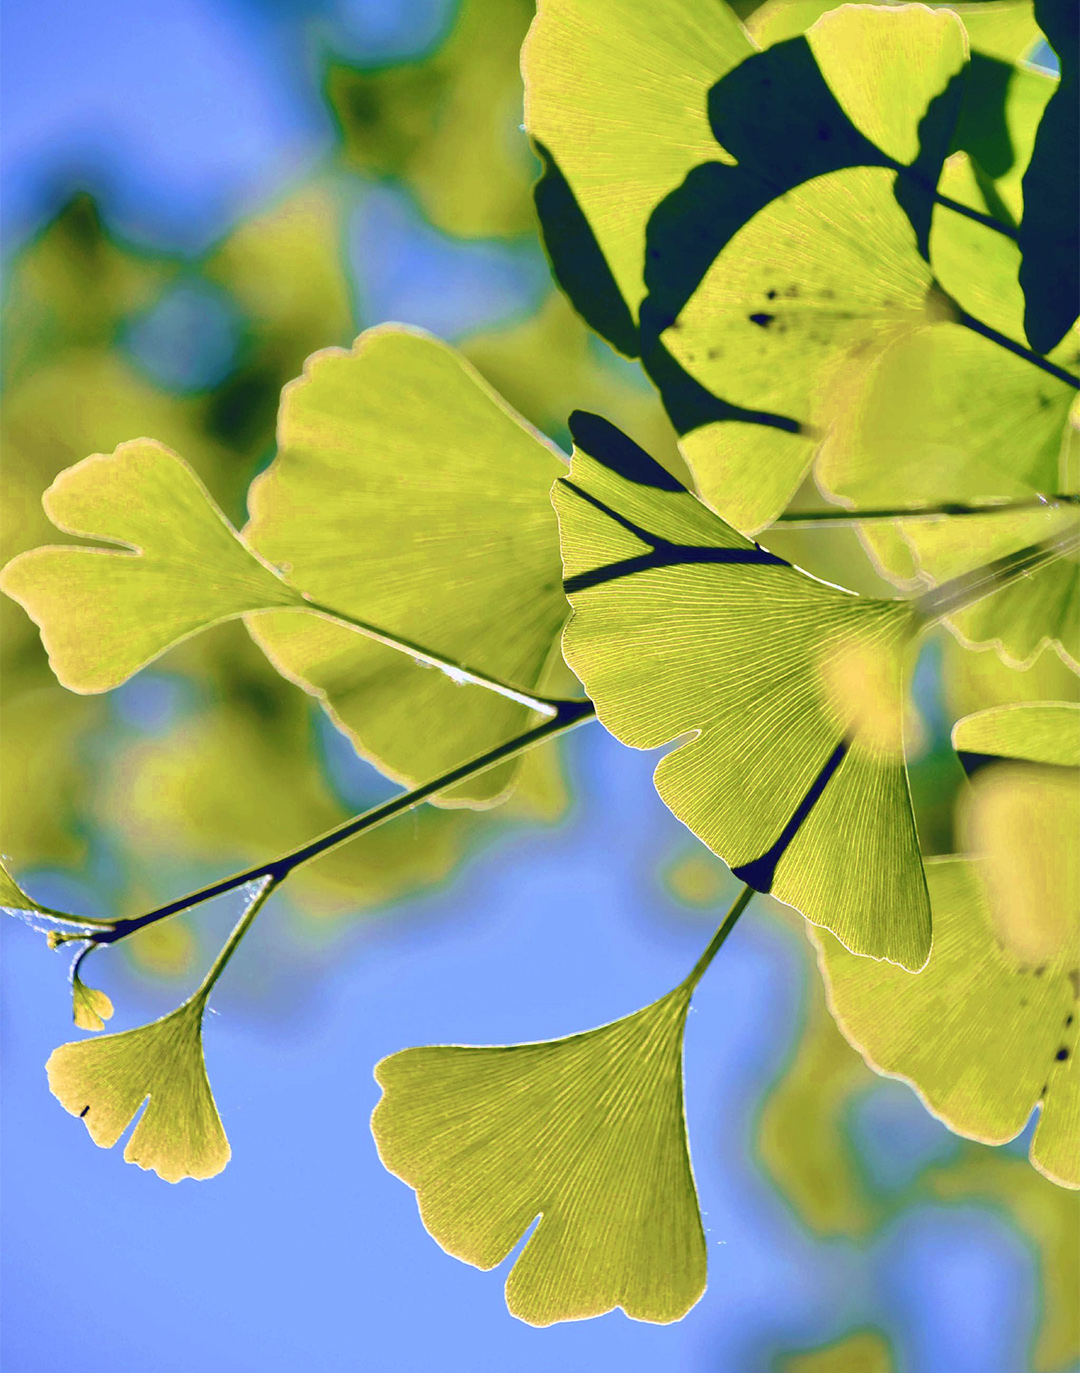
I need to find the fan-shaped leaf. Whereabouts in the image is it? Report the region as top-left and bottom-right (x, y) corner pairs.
(48, 996), (229, 1183)
(815, 703), (1080, 1188)
(0, 439), (302, 692)
(372, 982), (705, 1325)
(554, 412), (930, 968)
(244, 325), (571, 803)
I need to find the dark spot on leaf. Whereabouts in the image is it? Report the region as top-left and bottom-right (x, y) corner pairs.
(1066, 1014), (1074, 1027)
(1038, 394), (1051, 409)
(785, 284), (799, 299)
(1035, 965), (1046, 977)
(707, 347), (722, 360)
(766, 289), (778, 300)
(80, 1105), (90, 1118)
(1056, 1047), (1070, 1061)
(749, 313), (775, 328)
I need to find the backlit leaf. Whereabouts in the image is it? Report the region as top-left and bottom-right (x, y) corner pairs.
(815, 703), (1080, 1187)
(48, 997), (229, 1183)
(244, 325), (571, 803)
(0, 439), (302, 692)
(554, 412), (930, 968)
(523, 0), (753, 350)
(372, 982), (705, 1325)
(72, 965), (114, 1033)
(664, 165), (943, 532)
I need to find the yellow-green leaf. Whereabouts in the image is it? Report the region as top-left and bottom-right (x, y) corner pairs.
(554, 412), (930, 969)
(48, 995), (229, 1183)
(523, 0), (753, 338)
(372, 983), (705, 1325)
(244, 325), (571, 803)
(815, 704), (1080, 1187)
(0, 439), (301, 692)
(72, 966), (114, 1032)
(815, 855), (1078, 1188)
(666, 166), (942, 533)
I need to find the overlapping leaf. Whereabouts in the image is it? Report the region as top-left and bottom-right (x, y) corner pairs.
(814, 703), (1080, 1187)
(0, 438), (303, 692)
(244, 325), (571, 803)
(372, 981), (705, 1325)
(523, 0), (753, 353)
(554, 411), (930, 968)
(818, 156), (1080, 669)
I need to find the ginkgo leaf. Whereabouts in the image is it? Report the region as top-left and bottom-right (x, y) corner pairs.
(815, 703), (1080, 1188)
(815, 856), (1078, 1189)
(817, 159), (1080, 671)
(554, 411), (930, 969)
(0, 438), (302, 692)
(372, 981), (705, 1325)
(48, 996), (229, 1183)
(748, 1), (1039, 66)
(71, 964), (114, 1033)
(661, 165), (945, 532)
(1018, 0), (1078, 354)
(244, 325), (572, 803)
(523, 0), (753, 350)
(0, 858), (42, 916)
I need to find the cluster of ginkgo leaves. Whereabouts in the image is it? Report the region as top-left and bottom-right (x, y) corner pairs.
(2, 0), (1078, 1330)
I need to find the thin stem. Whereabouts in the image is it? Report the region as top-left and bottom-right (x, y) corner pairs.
(682, 885), (754, 994)
(917, 522), (1080, 623)
(192, 874), (277, 1002)
(295, 598), (561, 717)
(89, 696), (597, 947)
(774, 495), (1080, 527)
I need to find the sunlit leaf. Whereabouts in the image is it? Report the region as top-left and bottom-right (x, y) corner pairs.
(48, 997), (229, 1183)
(72, 964), (114, 1032)
(0, 439), (302, 692)
(554, 412), (930, 968)
(663, 165), (943, 532)
(816, 704), (1080, 1187)
(372, 982), (705, 1325)
(1018, 0), (1078, 354)
(817, 158), (1080, 671)
(245, 325), (571, 804)
(523, 0), (753, 350)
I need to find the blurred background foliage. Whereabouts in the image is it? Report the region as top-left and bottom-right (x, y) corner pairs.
(1, 1), (1077, 1369)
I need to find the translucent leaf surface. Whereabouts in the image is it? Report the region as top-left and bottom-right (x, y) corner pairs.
(244, 326), (571, 803)
(554, 412), (930, 968)
(72, 967), (114, 1032)
(664, 166), (943, 532)
(523, 0), (753, 348)
(0, 439), (301, 692)
(48, 998), (229, 1183)
(815, 703), (1080, 1187)
(372, 982), (705, 1325)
